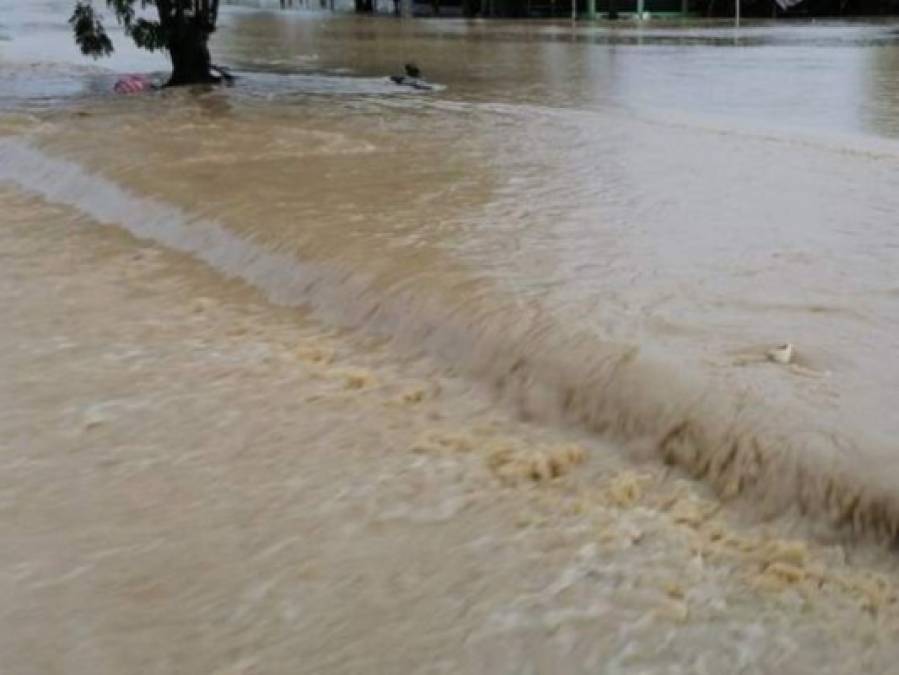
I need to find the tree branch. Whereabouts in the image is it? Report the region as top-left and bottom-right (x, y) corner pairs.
(70, 2), (114, 58)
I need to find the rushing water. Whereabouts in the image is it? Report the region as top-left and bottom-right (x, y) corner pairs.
(5, 1), (899, 671)
(4, 0), (899, 601)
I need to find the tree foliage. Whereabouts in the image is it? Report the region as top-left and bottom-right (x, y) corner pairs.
(70, 1), (223, 83)
(70, 1), (220, 59)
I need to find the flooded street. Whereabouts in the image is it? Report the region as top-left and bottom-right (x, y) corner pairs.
(4, 187), (899, 674)
(3, 1), (899, 671)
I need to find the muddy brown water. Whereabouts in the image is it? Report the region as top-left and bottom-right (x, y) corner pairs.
(3, 2), (899, 672)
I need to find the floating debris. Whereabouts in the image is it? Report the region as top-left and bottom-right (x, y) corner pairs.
(767, 343), (794, 364)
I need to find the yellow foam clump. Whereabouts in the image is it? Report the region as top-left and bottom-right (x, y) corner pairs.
(338, 368), (376, 390)
(295, 344), (335, 365)
(411, 431), (477, 455)
(830, 571), (897, 611)
(401, 388), (427, 404)
(668, 496), (719, 528)
(752, 561), (806, 592)
(605, 471), (649, 508)
(663, 580), (686, 600)
(758, 539), (808, 567)
(486, 443), (586, 484)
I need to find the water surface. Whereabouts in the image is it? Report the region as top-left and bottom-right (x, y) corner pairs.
(3, 0), (899, 542)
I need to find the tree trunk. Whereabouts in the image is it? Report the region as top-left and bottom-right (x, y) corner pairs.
(166, 25), (216, 86)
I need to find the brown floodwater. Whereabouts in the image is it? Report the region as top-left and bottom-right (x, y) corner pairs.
(3, 1), (899, 671)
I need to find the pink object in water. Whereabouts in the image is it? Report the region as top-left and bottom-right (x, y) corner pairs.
(114, 75), (152, 94)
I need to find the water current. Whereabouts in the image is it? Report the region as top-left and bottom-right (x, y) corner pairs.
(3, 2), (899, 671)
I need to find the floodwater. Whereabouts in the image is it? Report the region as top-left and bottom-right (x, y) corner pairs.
(3, 1), (899, 672)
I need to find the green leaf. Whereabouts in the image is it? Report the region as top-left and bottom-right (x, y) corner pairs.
(69, 2), (114, 58)
(129, 18), (167, 51)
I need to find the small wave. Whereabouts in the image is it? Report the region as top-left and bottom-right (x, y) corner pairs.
(420, 97), (899, 164)
(227, 70), (443, 98)
(1, 137), (897, 548)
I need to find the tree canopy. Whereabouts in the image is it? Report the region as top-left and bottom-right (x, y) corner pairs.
(70, 1), (223, 85)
